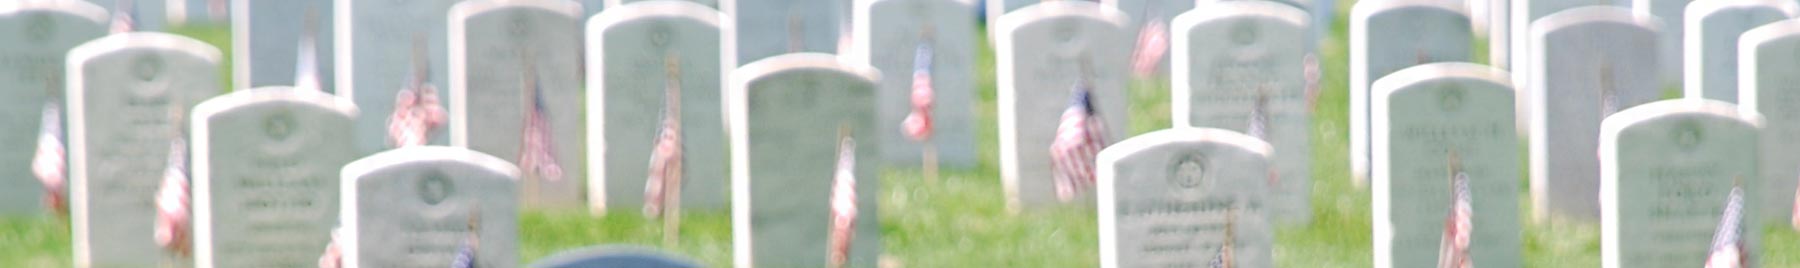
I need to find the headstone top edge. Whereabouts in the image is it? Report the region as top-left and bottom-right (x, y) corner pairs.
(341, 146), (522, 181)
(1740, 18), (1800, 46)
(1175, 0), (1309, 30)
(861, 0), (976, 10)
(995, 0), (1128, 34)
(4, 0), (109, 23)
(452, 0), (583, 19)
(1601, 99), (1765, 140)
(1098, 127), (1274, 166)
(1350, 0), (1468, 20)
(589, 0), (723, 32)
(1373, 62), (1513, 98)
(192, 87), (360, 121)
(68, 32), (225, 67)
(1686, 0), (1800, 18)
(1533, 6), (1657, 36)
(731, 53), (881, 91)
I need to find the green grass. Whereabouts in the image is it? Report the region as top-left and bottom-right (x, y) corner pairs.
(6, 2), (1799, 267)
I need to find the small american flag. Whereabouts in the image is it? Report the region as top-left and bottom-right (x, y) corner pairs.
(32, 103), (65, 215)
(901, 42), (935, 142)
(451, 238), (477, 268)
(109, 0), (136, 33)
(1437, 163), (1473, 268)
(387, 39), (445, 148)
(1050, 87), (1107, 202)
(1247, 89), (1270, 142)
(154, 138), (190, 257)
(644, 71), (683, 218)
(1208, 243), (1233, 268)
(1210, 207), (1237, 268)
(828, 133), (858, 268)
(517, 76), (562, 182)
(1130, 19), (1169, 78)
(318, 228), (342, 268)
(1705, 186), (1746, 268)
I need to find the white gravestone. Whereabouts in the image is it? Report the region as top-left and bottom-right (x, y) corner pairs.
(1488, 0), (1509, 69)
(0, 1), (107, 215)
(1511, 0), (1613, 134)
(728, 53), (882, 268)
(231, 0), (335, 93)
(606, 0), (716, 9)
(338, 0), (462, 155)
(1600, 100), (1763, 268)
(1683, 0), (1799, 103)
(340, 146), (520, 268)
(721, 0), (847, 65)
(190, 87), (359, 268)
(68, 32), (222, 268)
(448, 0), (584, 208)
(1350, 0), (1470, 187)
(1372, 63), (1520, 268)
(587, 0), (731, 214)
(1096, 128), (1275, 268)
(1528, 6), (1661, 221)
(855, 0), (979, 168)
(995, 1), (1131, 210)
(1173, 0), (1312, 223)
(1739, 19), (1800, 223)
(1634, 0), (1691, 86)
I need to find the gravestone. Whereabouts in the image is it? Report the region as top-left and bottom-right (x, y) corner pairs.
(230, 0), (335, 92)
(87, 0), (167, 30)
(721, 0), (847, 65)
(448, 0), (583, 208)
(340, 146), (520, 268)
(68, 32), (222, 268)
(1371, 63), (1520, 268)
(190, 87), (358, 268)
(1488, 0), (1509, 69)
(527, 246), (702, 268)
(1173, 0), (1311, 223)
(1683, 0), (1799, 103)
(606, 0), (717, 9)
(1600, 100), (1763, 268)
(341, 0), (462, 155)
(1349, 0), (1470, 186)
(1739, 19), (1800, 223)
(728, 53), (881, 268)
(587, 0), (729, 214)
(1511, 0), (1614, 134)
(1096, 128), (1275, 268)
(1634, 0), (1690, 86)
(995, 1), (1130, 210)
(855, 0), (978, 168)
(1528, 6), (1661, 221)
(1104, 0), (1196, 77)
(0, 1), (107, 215)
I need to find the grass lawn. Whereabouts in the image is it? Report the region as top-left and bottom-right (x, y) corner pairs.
(6, 2), (1799, 267)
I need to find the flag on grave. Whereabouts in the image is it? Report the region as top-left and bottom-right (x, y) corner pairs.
(33, 103), (65, 215)
(452, 212), (482, 268)
(645, 61), (684, 218)
(517, 69), (562, 182)
(1130, 19), (1169, 78)
(154, 137), (190, 257)
(1437, 154), (1472, 268)
(1705, 186), (1746, 268)
(109, 0), (137, 33)
(1050, 85), (1107, 202)
(902, 41), (935, 142)
(318, 228), (342, 268)
(1210, 208), (1238, 268)
(388, 36), (445, 148)
(828, 130), (858, 268)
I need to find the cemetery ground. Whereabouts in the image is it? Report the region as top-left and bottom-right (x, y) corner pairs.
(3, 3), (1799, 267)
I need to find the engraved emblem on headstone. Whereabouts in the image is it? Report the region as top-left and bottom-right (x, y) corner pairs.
(1231, 21), (1258, 46)
(26, 14), (54, 44)
(265, 112), (296, 141)
(134, 55), (164, 81)
(1171, 154), (1209, 190)
(1440, 85), (1464, 112)
(130, 56), (170, 99)
(1055, 23), (1082, 57)
(1675, 121), (1703, 151)
(651, 26), (672, 47)
(419, 172), (454, 205)
(508, 15), (531, 38)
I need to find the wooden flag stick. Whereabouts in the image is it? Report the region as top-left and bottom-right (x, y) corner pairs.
(923, 144), (939, 185)
(662, 53), (683, 246)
